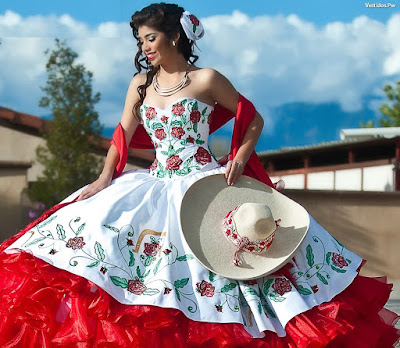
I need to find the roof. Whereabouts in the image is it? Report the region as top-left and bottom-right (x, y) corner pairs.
(0, 106), (154, 163)
(340, 127), (400, 141)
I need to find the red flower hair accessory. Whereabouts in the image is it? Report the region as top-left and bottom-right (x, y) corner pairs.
(222, 204), (281, 267)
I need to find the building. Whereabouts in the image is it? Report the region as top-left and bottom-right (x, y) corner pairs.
(0, 106), (153, 239)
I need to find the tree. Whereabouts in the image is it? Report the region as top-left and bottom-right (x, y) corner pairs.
(28, 39), (104, 207)
(361, 81), (400, 128)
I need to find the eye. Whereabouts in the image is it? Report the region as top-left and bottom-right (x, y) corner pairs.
(149, 36), (156, 42)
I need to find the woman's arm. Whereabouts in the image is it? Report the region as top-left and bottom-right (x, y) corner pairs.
(77, 74), (145, 200)
(204, 69), (264, 186)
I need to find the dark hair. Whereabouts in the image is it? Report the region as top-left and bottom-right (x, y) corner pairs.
(130, 3), (199, 120)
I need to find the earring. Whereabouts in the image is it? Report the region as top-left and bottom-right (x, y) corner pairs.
(172, 41), (176, 46)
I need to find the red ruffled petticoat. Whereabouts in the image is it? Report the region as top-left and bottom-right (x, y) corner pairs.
(1, 210), (399, 347)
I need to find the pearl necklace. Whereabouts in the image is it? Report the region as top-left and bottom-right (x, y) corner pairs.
(153, 69), (189, 97)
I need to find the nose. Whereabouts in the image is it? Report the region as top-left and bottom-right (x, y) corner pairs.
(141, 41), (149, 53)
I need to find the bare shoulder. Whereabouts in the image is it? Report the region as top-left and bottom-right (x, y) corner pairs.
(131, 73), (147, 88)
(193, 68), (238, 112)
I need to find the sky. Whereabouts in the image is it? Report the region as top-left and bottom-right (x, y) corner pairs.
(1, 0), (399, 151)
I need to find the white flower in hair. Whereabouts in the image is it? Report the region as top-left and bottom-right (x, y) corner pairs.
(180, 11), (204, 42)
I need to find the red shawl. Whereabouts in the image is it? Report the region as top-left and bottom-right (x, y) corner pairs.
(1, 95), (273, 251)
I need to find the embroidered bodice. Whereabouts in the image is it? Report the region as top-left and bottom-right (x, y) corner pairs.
(141, 97), (219, 178)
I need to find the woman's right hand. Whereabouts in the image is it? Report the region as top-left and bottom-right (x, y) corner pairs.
(77, 174), (112, 201)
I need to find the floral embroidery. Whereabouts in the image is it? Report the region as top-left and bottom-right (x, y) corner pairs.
(311, 285), (319, 293)
(187, 135), (194, 143)
(196, 280), (215, 297)
(128, 279), (147, 295)
(163, 249), (171, 255)
(100, 266), (108, 274)
(126, 238), (134, 246)
(161, 115), (168, 123)
(171, 126), (185, 139)
(194, 147), (212, 165)
(49, 248), (58, 255)
(66, 236), (85, 250)
(146, 107), (157, 120)
(149, 159), (158, 171)
(155, 128), (166, 140)
(166, 155), (182, 170)
(172, 102), (185, 116)
(271, 278), (292, 296)
(215, 304), (223, 312)
(164, 287), (172, 295)
(143, 241), (161, 257)
(331, 252), (348, 268)
(189, 14), (200, 26)
(190, 109), (201, 124)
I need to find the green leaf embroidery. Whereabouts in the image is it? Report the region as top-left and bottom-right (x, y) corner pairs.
(129, 250), (135, 267)
(263, 302), (277, 318)
(258, 302), (263, 314)
(221, 283), (237, 293)
(174, 278), (189, 289)
(326, 251), (331, 265)
(175, 288), (181, 301)
(183, 156), (193, 167)
(209, 271), (215, 282)
(316, 272), (328, 285)
(193, 122), (198, 133)
(175, 147), (185, 155)
(195, 139), (205, 145)
(146, 118), (150, 129)
(110, 276), (128, 288)
(136, 266), (142, 279)
(193, 101), (198, 110)
(87, 260), (100, 268)
(153, 258), (162, 274)
(346, 258), (352, 264)
(171, 120), (183, 127)
(104, 224), (119, 233)
(56, 224), (66, 240)
(192, 24), (196, 33)
(306, 244), (314, 267)
(143, 288), (160, 296)
(176, 254), (194, 261)
(243, 288), (258, 297)
(331, 265), (347, 273)
(25, 236), (46, 247)
(268, 293), (285, 302)
(144, 255), (154, 267)
(94, 241), (105, 261)
(76, 223), (86, 235)
(37, 215), (57, 228)
(297, 285), (312, 295)
(263, 278), (274, 295)
(161, 150), (169, 156)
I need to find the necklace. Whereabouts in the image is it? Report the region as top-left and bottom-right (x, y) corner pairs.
(153, 68), (189, 96)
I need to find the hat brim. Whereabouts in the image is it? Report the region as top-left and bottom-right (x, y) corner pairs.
(180, 174), (309, 280)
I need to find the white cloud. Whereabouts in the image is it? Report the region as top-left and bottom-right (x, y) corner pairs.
(1, 9), (400, 131)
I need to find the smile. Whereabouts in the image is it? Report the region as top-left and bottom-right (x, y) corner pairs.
(147, 52), (157, 61)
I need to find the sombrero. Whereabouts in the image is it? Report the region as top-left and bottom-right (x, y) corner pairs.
(180, 174), (310, 280)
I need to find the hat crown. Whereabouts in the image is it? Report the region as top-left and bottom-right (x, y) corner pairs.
(234, 203), (276, 241)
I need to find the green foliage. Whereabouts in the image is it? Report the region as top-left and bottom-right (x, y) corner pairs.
(362, 81), (400, 128)
(28, 39), (104, 207)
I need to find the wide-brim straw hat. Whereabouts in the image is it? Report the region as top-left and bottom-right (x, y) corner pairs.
(180, 174), (310, 280)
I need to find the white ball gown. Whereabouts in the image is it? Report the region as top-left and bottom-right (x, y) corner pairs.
(0, 97), (399, 347)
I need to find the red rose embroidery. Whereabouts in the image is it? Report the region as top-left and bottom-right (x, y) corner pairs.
(171, 126), (185, 139)
(331, 252), (348, 268)
(190, 109), (201, 123)
(161, 115), (168, 123)
(196, 280), (215, 297)
(172, 103), (185, 116)
(100, 266), (108, 274)
(143, 242), (161, 257)
(155, 128), (166, 140)
(189, 14), (200, 26)
(311, 285), (319, 293)
(164, 287), (172, 295)
(272, 277), (292, 296)
(194, 147), (212, 165)
(49, 248), (58, 255)
(146, 107), (157, 120)
(187, 135), (194, 143)
(215, 305), (223, 312)
(126, 238), (134, 246)
(163, 249), (172, 255)
(245, 279), (257, 286)
(127, 279), (147, 295)
(66, 236), (85, 250)
(149, 159), (158, 171)
(207, 111), (213, 124)
(166, 155), (182, 170)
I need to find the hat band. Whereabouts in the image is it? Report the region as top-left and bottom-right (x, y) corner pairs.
(222, 205), (280, 267)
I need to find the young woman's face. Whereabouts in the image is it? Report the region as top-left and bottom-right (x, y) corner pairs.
(138, 26), (172, 66)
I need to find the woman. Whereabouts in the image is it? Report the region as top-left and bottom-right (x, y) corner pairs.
(0, 3), (398, 347)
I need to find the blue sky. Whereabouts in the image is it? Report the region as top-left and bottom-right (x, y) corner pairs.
(1, 1), (399, 151)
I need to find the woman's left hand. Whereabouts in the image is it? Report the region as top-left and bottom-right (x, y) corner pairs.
(225, 159), (244, 186)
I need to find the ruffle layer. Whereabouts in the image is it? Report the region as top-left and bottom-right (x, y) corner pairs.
(0, 250), (398, 348)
